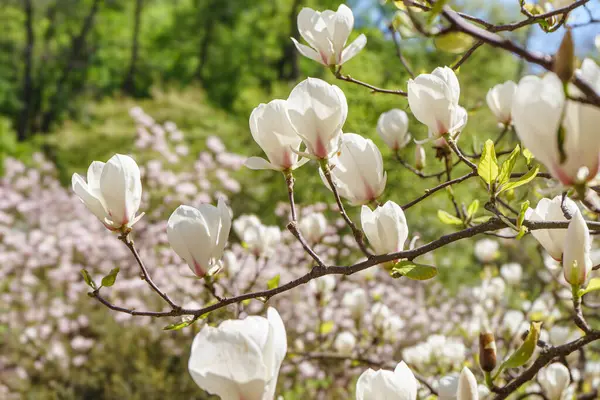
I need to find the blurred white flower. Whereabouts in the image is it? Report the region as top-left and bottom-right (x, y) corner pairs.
(438, 373), (459, 400)
(538, 363), (570, 400)
(334, 331), (356, 355)
(292, 4), (366, 67)
(500, 262), (523, 285)
(342, 287), (369, 319)
(356, 361), (417, 400)
(309, 275), (336, 302)
(233, 215), (281, 256)
(377, 109), (411, 151)
(322, 133), (387, 205)
(167, 199), (231, 277)
(298, 212), (328, 243)
(474, 239), (499, 263)
(188, 307), (287, 400)
(415, 143), (426, 170)
(72, 154), (143, 230)
(486, 81), (517, 125)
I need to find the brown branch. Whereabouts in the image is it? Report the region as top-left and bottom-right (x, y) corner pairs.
(335, 71), (407, 97)
(388, 23), (415, 78)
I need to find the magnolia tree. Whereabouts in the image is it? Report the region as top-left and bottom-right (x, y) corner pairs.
(61, 1), (600, 399)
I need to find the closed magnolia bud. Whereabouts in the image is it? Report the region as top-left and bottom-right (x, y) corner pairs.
(286, 78), (347, 159)
(321, 133), (387, 205)
(486, 81), (517, 125)
(292, 4), (366, 67)
(167, 199), (231, 278)
(526, 195), (577, 260)
(361, 201), (409, 255)
(334, 332), (357, 355)
(415, 144), (426, 170)
(356, 361), (418, 400)
(188, 307), (287, 400)
(72, 154), (143, 231)
(563, 208), (592, 286)
(457, 367), (479, 400)
(377, 109), (411, 151)
(538, 363), (570, 400)
(554, 29), (575, 83)
(479, 331), (497, 372)
(407, 66), (468, 139)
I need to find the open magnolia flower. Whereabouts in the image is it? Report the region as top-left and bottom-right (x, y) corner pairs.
(72, 154), (144, 231)
(188, 307), (287, 400)
(233, 214), (281, 256)
(286, 77), (348, 159)
(407, 66), (468, 139)
(167, 199), (231, 278)
(356, 361), (417, 400)
(292, 4), (366, 67)
(512, 63), (600, 185)
(321, 133), (387, 204)
(246, 99), (307, 171)
(538, 363), (571, 400)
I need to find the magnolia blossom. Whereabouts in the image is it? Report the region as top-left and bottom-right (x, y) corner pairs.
(356, 361), (418, 400)
(473, 239), (499, 263)
(563, 208), (592, 285)
(512, 65), (600, 185)
(377, 109), (411, 151)
(334, 332), (356, 355)
(309, 275), (336, 302)
(538, 363), (570, 400)
(415, 143), (426, 170)
(500, 263), (523, 285)
(438, 373), (459, 400)
(233, 215), (281, 256)
(291, 4), (366, 67)
(188, 307), (287, 400)
(167, 199), (231, 277)
(486, 81), (517, 125)
(407, 66), (468, 139)
(342, 287), (368, 319)
(526, 196), (577, 261)
(246, 99), (306, 171)
(298, 212), (328, 243)
(322, 133), (387, 204)
(72, 154), (143, 230)
(457, 367), (479, 400)
(286, 78), (347, 159)
(361, 201), (408, 255)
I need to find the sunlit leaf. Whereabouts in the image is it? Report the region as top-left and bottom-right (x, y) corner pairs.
(579, 278), (600, 297)
(500, 321), (542, 370)
(81, 269), (97, 290)
(498, 166), (539, 194)
(434, 32), (475, 54)
(497, 145), (520, 186)
(391, 261), (438, 280)
(101, 268), (120, 287)
(478, 140), (499, 186)
(438, 209), (463, 225)
(467, 199), (479, 217)
(267, 274), (280, 290)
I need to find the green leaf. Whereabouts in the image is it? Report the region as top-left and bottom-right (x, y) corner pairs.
(517, 200), (530, 229)
(391, 261), (438, 281)
(267, 274), (280, 290)
(81, 269), (97, 290)
(478, 140), (499, 186)
(498, 166), (539, 194)
(472, 216), (492, 224)
(163, 316), (197, 331)
(437, 210), (463, 225)
(434, 32), (475, 54)
(467, 199), (479, 217)
(428, 0), (449, 23)
(320, 321), (334, 335)
(101, 268), (120, 287)
(579, 278), (600, 296)
(516, 226), (527, 240)
(522, 148), (534, 166)
(497, 145), (520, 186)
(500, 321), (542, 370)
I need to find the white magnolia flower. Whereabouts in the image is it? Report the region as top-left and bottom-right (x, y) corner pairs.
(309, 275), (336, 302)
(334, 332), (356, 355)
(361, 201), (409, 255)
(486, 81), (517, 125)
(167, 199), (231, 277)
(298, 212), (328, 243)
(322, 133), (387, 204)
(188, 307), (287, 400)
(292, 4), (366, 67)
(500, 262), (523, 285)
(502, 310), (527, 336)
(72, 154), (143, 230)
(342, 287), (369, 319)
(286, 78), (347, 159)
(438, 373), (459, 400)
(473, 239), (499, 263)
(538, 363), (570, 400)
(407, 66), (468, 139)
(526, 196), (577, 260)
(371, 303), (391, 330)
(563, 208), (592, 285)
(377, 109), (412, 151)
(457, 367), (479, 400)
(356, 361), (418, 400)
(233, 215), (281, 256)
(246, 99), (307, 171)
(512, 66), (600, 185)
(415, 143), (426, 170)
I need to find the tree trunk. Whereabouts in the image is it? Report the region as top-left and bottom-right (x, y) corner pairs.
(195, 8), (215, 82)
(122, 0), (143, 95)
(277, 0), (301, 81)
(17, 0), (34, 141)
(40, 0), (101, 133)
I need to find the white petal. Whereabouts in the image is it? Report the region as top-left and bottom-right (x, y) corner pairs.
(341, 34), (366, 65)
(245, 157), (280, 171)
(167, 205), (213, 277)
(393, 361), (418, 400)
(291, 37), (327, 65)
(100, 154), (142, 227)
(457, 367), (479, 400)
(72, 173), (109, 224)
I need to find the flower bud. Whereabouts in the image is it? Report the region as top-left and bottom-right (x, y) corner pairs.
(500, 263), (523, 285)
(538, 363), (570, 400)
(486, 81), (517, 125)
(415, 143), (426, 170)
(298, 212), (328, 243)
(526, 196), (577, 261)
(356, 361), (418, 400)
(554, 29), (575, 83)
(334, 332), (356, 355)
(377, 109), (411, 151)
(479, 331), (497, 372)
(563, 208), (592, 286)
(361, 201), (409, 255)
(457, 367), (479, 400)
(342, 287), (369, 319)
